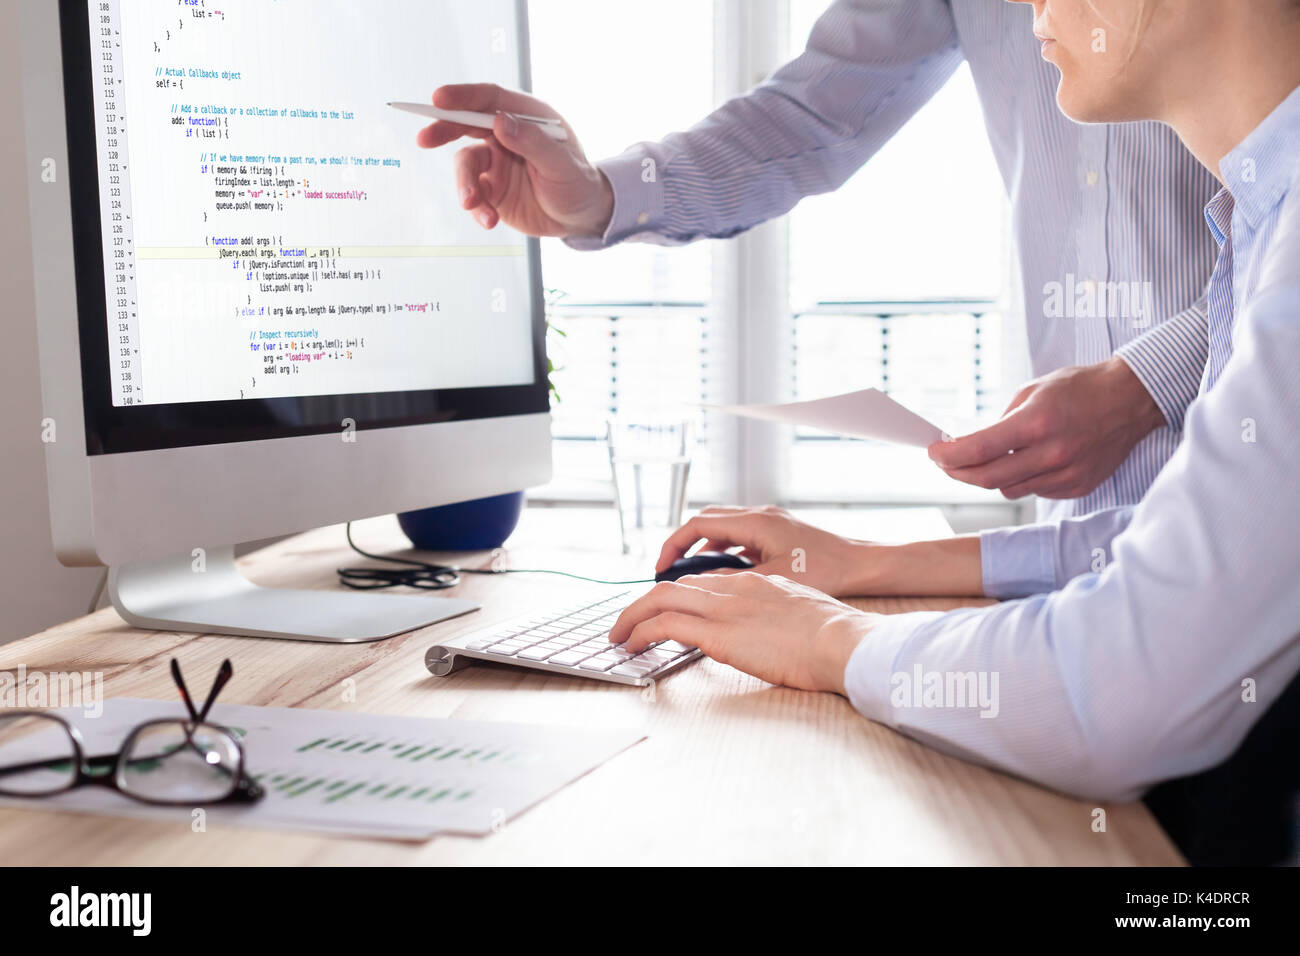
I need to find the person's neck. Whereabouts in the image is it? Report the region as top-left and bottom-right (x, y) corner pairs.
(1160, 22), (1300, 184)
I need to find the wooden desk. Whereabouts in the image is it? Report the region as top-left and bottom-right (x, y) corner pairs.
(0, 507), (1182, 865)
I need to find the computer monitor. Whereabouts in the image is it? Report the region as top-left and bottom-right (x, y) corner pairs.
(18, 0), (552, 642)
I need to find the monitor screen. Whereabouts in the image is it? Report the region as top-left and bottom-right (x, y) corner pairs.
(60, 0), (548, 453)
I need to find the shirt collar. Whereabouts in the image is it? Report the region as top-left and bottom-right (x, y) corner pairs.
(1204, 188), (1234, 247)
(1219, 82), (1300, 230)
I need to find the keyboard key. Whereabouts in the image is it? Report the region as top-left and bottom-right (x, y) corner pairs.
(610, 660), (658, 677)
(638, 648), (679, 665)
(657, 640), (697, 654)
(547, 650), (588, 666)
(517, 646), (560, 661)
(579, 654), (621, 671)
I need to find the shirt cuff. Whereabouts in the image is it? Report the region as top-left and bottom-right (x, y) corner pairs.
(843, 611), (946, 725)
(978, 524), (1058, 598)
(561, 147), (665, 251)
(1114, 304), (1209, 432)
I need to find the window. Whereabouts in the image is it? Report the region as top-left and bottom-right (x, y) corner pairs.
(529, 0), (717, 500)
(528, 0), (1024, 508)
(786, 0), (1019, 504)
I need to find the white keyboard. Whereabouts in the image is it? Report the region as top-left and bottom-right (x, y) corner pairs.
(424, 590), (702, 686)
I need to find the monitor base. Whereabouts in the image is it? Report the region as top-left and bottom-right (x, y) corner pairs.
(106, 547), (478, 643)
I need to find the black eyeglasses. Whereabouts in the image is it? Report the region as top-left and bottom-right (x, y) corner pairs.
(0, 659), (263, 806)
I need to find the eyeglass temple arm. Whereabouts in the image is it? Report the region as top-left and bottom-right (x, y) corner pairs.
(197, 659), (234, 722)
(170, 658), (199, 723)
(0, 756), (74, 778)
(170, 658), (234, 724)
(0, 751), (120, 780)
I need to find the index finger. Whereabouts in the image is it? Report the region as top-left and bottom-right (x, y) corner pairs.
(654, 515), (760, 574)
(415, 121), (493, 150)
(608, 579), (721, 645)
(928, 414), (1034, 469)
(433, 83), (563, 121)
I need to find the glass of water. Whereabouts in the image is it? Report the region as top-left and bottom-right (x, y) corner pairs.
(606, 420), (692, 555)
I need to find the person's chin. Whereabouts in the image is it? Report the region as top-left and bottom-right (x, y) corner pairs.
(1055, 83), (1119, 125)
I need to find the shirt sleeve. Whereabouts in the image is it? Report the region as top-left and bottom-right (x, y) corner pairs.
(564, 0), (962, 251)
(845, 282), (1300, 803)
(979, 507), (1135, 598)
(1114, 296), (1210, 432)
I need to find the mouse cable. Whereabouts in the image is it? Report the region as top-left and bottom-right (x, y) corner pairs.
(337, 522), (655, 591)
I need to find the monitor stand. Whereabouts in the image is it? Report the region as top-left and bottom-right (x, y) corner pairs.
(106, 547), (478, 643)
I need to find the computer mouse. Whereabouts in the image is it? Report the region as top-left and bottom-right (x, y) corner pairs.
(655, 550), (755, 583)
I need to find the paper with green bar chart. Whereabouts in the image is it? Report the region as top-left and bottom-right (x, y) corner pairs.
(2, 698), (644, 840)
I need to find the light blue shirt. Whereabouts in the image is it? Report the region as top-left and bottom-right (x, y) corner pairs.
(571, 0), (1219, 523)
(845, 83), (1300, 801)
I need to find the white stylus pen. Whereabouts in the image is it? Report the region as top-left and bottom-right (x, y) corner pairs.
(387, 101), (569, 141)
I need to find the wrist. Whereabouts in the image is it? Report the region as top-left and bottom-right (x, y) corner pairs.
(570, 168), (615, 239)
(815, 613), (871, 696)
(838, 540), (898, 595)
(1105, 356), (1166, 437)
(842, 537), (983, 597)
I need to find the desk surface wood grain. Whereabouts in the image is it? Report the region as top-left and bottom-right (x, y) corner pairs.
(0, 507), (1182, 865)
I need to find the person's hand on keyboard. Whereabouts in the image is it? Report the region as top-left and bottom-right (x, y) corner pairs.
(608, 572), (879, 695)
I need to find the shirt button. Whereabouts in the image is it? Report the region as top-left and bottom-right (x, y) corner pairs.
(1085, 170), (1099, 186)
(636, 212), (650, 225)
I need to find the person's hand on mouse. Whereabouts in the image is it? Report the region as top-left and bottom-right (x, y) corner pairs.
(609, 572), (878, 694)
(416, 83), (614, 239)
(655, 506), (877, 597)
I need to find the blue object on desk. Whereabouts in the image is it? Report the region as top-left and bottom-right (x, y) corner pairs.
(397, 491), (525, 551)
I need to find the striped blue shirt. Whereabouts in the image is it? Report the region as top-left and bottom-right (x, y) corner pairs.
(846, 83), (1300, 800)
(569, 0), (1218, 525)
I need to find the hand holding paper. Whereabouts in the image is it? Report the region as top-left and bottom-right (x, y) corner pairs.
(708, 388), (949, 448)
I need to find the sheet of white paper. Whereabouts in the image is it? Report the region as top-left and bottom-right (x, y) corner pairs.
(709, 388), (947, 447)
(0, 698), (644, 841)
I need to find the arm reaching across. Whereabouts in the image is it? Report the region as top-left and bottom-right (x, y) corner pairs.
(417, 1), (962, 246)
(653, 505), (983, 598)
